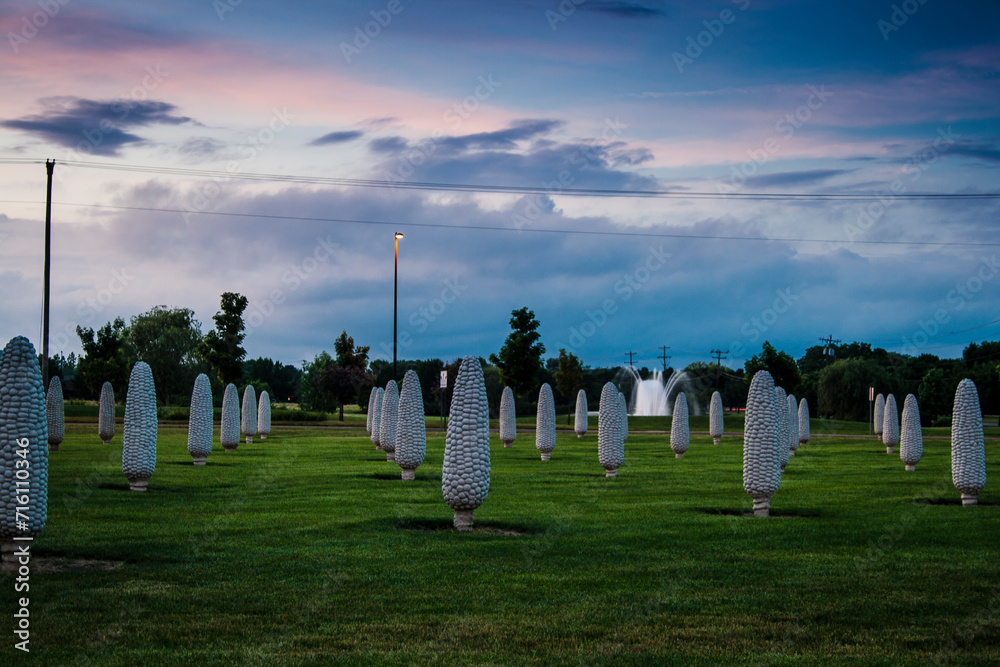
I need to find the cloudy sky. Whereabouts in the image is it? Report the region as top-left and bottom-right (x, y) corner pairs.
(1, 0), (998, 373)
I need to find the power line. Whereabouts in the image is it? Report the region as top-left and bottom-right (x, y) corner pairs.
(1, 157), (999, 200)
(2, 199), (998, 248)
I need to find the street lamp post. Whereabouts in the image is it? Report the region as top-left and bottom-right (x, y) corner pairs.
(394, 232), (404, 381)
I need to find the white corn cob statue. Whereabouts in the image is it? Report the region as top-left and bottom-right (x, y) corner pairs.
(46, 376), (64, 451)
(743, 370), (782, 517)
(257, 390), (271, 440)
(709, 391), (723, 445)
(882, 393), (899, 455)
(241, 384), (257, 444)
(220, 383), (240, 451)
(380, 380), (400, 462)
(787, 394), (798, 456)
(1, 337), (49, 563)
(371, 387), (384, 450)
(574, 389), (588, 438)
(441, 356), (490, 531)
(499, 386), (516, 448)
(951, 379), (986, 506)
(122, 361), (157, 492)
(670, 392), (690, 458)
(187, 373), (212, 465)
(900, 394), (922, 471)
(366, 386), (377, 435)
(874, 393), (885, 441)
(98, 381), (115, 444)
(597, 382), (624, 477)
(536, 383), (556, 460)
(798, 398), (810, 446)
(396, 370), (426, 480)
(775, 386), (790, 471)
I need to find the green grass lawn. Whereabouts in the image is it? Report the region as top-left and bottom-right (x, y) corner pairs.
(6, 421), (999, 665)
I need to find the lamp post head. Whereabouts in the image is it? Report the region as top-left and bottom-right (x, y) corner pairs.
(395, 232), (404, 239)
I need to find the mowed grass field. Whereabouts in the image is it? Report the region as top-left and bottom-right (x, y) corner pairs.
(6, 418), (1000, 665)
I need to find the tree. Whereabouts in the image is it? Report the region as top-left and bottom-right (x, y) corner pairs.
(334, 330), (370, 370)
(76, 318), (130, 396)
(553, 349), (584, 424)
(317, 365), (371, 421)
(489, 307), (545, 399)
(745, 342), (801, 395)
(918, 368), (951, 426)
(244, 357), (301, 403)
(299, 351), (337, 413)
(125, 306), (205, 405)
(817, 357), (893, 422)
(198, 292), (249, 386)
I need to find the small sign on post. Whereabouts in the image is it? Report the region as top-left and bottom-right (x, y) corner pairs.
(440, 370), (448, 429)
(869, 387), (875, 434)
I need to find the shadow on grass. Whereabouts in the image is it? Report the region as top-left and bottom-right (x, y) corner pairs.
(913, 498), (1000, 506)
(697, 508), (824, 518)
(96, 484), (184, 493)
(393, 517), (544, 536)
(167, 461), (234, 467)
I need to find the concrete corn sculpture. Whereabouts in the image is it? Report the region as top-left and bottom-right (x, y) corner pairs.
(536, 383), (556, 460)
(371, 387), (383, 449)
(874, 393), (885, 441)
(500, 386), (516, 448)
(122, 361), (157, 492)
(366, 386), (377, 435)
(441, 356), (490, 531)
(575, 389), (588, 438)
(670, 392), (690, 458)
(241, 384), (257, 444)
(46, 376), (64, 451)
(743, 370), (782, 517)
(900, 394), (922, 471)
(396, 370), (426, 480)
(709, 391), (723, 445)
(1, 337), (49, 560)
(775, 386), (790, 471)
(187, 373), (212, 465)
(951, 379), (986, 506)
(380, 380), (399, 462)
(787, 394), (799, 456)
(98, 381), (115, 444)
(798, 398), (810, 447)
(257, 390), (271, 440)
(597, 382), (624, 477)
(220, 383), (240, 451)
(882, 394), (899, 455)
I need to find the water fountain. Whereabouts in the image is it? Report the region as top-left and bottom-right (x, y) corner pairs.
(616, 367), (702, 416)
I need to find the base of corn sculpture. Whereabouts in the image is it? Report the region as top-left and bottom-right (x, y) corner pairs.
(245, 436), (253, 444)
(260, 434), (267, 440)
(886, 445), (894, 454)
(129, 478), (149, 492)
(503, 441), (512, 448)
(675, 453), (684, 459)
(962, 493), (978, 506)
(386, 451), (395, 462)
(753, 497), (771, 517)
(713, 436), (721, 445)
(401, 468), (415, 481)
(540, 452), (551, 461)
(453, 509), (474, 532)
(192, 455), (207, 466)
(605, 468), (618, 478)
(102, 439), (111, 445)
(223, 443), (238, 452)
(905, 464), (916, 471)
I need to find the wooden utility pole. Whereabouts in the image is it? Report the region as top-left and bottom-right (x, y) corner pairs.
(710, 349), (728, 390)
(659, 345), (671, 373)
(41, 159), (54, 387)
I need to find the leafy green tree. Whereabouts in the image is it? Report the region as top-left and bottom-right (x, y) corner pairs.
(124, 307), (205, 405)
(918, 368), (952, 426)
(198, 292), (249, 386)
(299, 351), (337, 413)
(244, 357), (301, 403)
(76, 318), (130, 397)
(489, 307), (545, 399)
(553, 349), (584, 424)
(334, 330), (370, 371)
(745, 341), (801, 395)
(817, 357), (893, 422)
(317, 364), (371, 421)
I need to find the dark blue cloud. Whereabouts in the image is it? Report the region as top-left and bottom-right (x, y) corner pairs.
(1, 97), (194, 156)
(369, 136), (410, 154)
(580, 1), (666, 18)
(309, 130), (365, 146)
(951, 141), (1000, 163)
(436, 119), (566, 153)
(742, 169), (855, 188)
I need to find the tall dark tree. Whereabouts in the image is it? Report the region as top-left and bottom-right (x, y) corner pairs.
(334, 330), (370, 370)
(298, 351), (338, 413)
(817, 357), (894, 422)
(244, 357), (302, 403)
(198, 292), (249, 386)
(553, 349), (584, 424)
(76, 318), (130, 396)
(317, 364), (370, 421)
(918, 368), (952, 426)
(745, 341), (801, 395)
(489, 307), (545, 399)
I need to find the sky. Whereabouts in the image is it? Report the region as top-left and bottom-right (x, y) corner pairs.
(1, 0), (998, 373)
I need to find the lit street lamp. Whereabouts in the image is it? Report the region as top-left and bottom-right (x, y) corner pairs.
(394, 232), (404, 381)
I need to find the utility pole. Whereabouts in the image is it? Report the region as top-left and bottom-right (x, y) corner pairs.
(659, 345), (671, 374)
(626, 350), (635, 370)
(41, 160), (54, 388)
(820, 335), (841, 363)
(710, 349), (728, 390)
